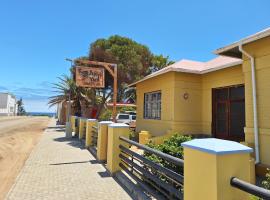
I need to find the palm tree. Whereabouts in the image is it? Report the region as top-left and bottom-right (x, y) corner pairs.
(49, 75), (112, 119)
(48, 75), (82, 116)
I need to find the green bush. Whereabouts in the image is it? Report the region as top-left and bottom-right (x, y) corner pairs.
(250, 168), (270, 200)
(99, 109), (112, 121)
(144, 134), (192, 173)
(119, 106), (136, 113)
(262, 168), (270, 190)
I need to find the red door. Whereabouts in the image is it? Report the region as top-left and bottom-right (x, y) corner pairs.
(212, 85), (245, 142)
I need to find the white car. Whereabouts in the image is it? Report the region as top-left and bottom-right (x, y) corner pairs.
(116, 113), (136, 125)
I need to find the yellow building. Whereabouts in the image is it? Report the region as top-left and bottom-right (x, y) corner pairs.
(130, 27), (270, 170)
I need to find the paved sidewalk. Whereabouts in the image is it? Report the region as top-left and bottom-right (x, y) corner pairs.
(6, 120), (133, 200)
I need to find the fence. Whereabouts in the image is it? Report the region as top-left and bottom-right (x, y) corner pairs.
(119, 136), (183, 199)
(71, 116), (270, 200)
(231, 177), (270, 199)
(91, 125), (98, 147)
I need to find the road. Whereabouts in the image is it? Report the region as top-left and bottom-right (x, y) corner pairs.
(0, 116), (50, 200)
(0, 116), (47, 137)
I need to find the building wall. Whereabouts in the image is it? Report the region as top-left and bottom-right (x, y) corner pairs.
(172, 72), (202, 134)
(136, 66), (245, 137)
(241, 36), (270, 165)
(136, 72), (175, 136)
(201, 65), (244, 134)
(0, 93), (16, 116)
(0, 93), (8, 109)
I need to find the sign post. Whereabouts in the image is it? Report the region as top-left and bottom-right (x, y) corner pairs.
(75, 66), (105, 88)
(75, 60), (118, 122)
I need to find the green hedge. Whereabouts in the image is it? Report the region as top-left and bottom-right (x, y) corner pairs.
(144, 133), (191, 174)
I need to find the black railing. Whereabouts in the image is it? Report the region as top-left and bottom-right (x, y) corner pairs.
(231, 177), (270, 199)
(119, 136), (184, 200)
(91, 126), (98, 146)
(119, 136), (184, 167)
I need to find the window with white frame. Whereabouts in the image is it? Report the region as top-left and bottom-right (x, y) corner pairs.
(144, 91), (161, 119)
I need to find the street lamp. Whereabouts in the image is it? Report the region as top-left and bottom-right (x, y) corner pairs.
(65, 58), (73, 138)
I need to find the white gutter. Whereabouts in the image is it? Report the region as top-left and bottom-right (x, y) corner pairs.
(239, 44), (260, 164)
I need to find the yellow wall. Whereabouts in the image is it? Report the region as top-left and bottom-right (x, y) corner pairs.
(136, 72), (175, 136)
(242, 36), (270, 165)
(136, 65), (244, 137)
(184, 148), (250, 200)
(135, 35), (270, 167)
(201, 65), (244, 134)
(172, 73), (202, 133)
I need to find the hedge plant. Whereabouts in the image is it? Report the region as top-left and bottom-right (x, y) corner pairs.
(144, 133), (191, 174)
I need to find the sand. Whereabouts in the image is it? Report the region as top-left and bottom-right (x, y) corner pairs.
(0, 116), (50, 200)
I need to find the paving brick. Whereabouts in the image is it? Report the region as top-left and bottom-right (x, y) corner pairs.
(6, 122), (132, 200)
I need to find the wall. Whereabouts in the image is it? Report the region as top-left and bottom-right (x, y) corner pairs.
(201, 65), (244, 134)
(242, 36), (270, 166)
(136, 72), (175, 136)
(0, 93), (8, 109)
(172, 72), (202, 134)
(0, 93), (16, 116)
(136, 66), (245, 137)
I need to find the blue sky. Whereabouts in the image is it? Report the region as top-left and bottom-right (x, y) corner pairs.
(0, 0), (269, 112)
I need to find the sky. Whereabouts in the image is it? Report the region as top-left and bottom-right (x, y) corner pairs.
(0, 0), (270, 112)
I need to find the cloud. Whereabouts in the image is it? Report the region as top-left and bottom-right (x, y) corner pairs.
(37, 81), (52, 88)
(0, 81), (57, 112)
(24, 99), (56, 113)
(13, 87), (55, 100)
(0, 85), (8, 91)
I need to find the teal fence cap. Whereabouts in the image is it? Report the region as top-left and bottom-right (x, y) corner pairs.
(181, 138), (253, 155)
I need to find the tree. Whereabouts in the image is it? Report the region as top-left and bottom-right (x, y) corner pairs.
(48, 75), (82, 116)
(17, 98), (26, 116)
(48, 75), (110, 118)
(89, 35), (173, 102)
(151, 54), (175, 73)
(50, 35), (173, 119)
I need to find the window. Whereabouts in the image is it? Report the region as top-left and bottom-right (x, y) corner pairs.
(118, 114), (130, 120)
(144, 91), (161, 119)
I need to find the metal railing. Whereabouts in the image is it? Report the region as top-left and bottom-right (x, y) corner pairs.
(119, 136), (184, 200)
(231, 177), (270, 199)
(91, 125), (98, 146)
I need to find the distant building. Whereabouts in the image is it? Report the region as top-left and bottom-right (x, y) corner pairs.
(0, 93), (17, 116)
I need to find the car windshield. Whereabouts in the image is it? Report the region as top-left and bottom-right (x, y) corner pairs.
(131, 115), (136, 120)
(118, 114), (129, 119)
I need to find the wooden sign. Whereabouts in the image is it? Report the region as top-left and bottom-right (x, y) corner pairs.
(75, 66), (105, 88)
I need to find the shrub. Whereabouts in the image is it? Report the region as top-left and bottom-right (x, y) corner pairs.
(262, 168), (270, 190)
(119, 106), (136, 113)
(99, 109), (112, 121)
(129, 129), (139, 142)
(250, 169), (270, 200)
(144, 134), (192, 174)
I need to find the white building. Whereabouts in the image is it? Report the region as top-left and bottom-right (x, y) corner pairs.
(0, 93), (17, 116)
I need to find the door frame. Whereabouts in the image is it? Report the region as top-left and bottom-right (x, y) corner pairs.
(212, 84), (245, 141)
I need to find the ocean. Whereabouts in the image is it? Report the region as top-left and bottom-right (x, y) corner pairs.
(27, 112), (56, 117)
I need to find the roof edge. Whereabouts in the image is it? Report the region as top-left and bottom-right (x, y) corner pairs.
(214, 27), (270, 55)
(128, 60), (242, 87)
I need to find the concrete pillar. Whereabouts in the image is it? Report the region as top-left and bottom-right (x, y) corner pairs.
(107, 123), (129, 174)
(79, 118), (87, 139)
(97, 121), (113, 162)
(139, 130), (151, 145)
(85, 119), (97, 148)
(75, 117), (79, 136)
(182, 138), (253, 200)
(70, 116), (77, 133)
